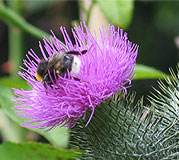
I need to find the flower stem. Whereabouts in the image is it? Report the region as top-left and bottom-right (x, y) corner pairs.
(0, 0), (27, 142)
(0, 2), (50, 40)
(7, 0), (23, 79)
(0, 1), (50, 78)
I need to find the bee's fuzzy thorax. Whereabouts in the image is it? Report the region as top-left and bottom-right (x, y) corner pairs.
(70, 56), (81, 75)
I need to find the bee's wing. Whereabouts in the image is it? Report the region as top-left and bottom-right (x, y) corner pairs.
(66, 50), (87, 55)
(47, 51), (64, 68)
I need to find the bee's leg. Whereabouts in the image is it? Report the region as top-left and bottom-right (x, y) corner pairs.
(73, 77), (80, 81)
(43, 74), (50, 82)
(43, 82), (47, 89)
(42, 74), (49, 95)
(42, 74), (50, 89)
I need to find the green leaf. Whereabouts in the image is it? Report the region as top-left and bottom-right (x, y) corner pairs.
(0, 77), (29, 90)
(0, 86), (23, 121)
(0, 110), (26, 142)
(0, 141), (81, 160)
(96, 0), (134, 29)
(134, 64), (168, 80)
(0, 86), (69, 148)
(43, 127), (69, 148)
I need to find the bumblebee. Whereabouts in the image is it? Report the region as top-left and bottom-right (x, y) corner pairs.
(35, 49), (87, 86)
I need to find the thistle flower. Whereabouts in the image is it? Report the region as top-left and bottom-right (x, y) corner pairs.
(13, 22), (138, 130)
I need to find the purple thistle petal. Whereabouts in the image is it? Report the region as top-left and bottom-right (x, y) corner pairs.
(12, 22), (139, 130)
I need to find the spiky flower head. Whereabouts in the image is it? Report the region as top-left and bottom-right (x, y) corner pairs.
(13, 22), (138, 130)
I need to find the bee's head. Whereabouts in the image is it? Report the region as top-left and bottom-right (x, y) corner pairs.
(55, 54), (81, 76)
(61, 54), (73, 69)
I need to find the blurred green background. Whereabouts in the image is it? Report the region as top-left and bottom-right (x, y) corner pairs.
(128, 1), (178, 101)
(0, 0), (178, 156)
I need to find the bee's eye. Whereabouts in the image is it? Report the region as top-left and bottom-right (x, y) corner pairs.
(63, 55), (71, 61)
(61, 55), (73, 69)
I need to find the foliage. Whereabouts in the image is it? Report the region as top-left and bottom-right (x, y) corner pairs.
(134, 64), (169, 80)
(0, 85), (69, 148)
(96, 0), (134, 29)
(0, 141), (81, 160)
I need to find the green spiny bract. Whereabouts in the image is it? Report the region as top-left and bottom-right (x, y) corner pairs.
(70, 65), (179, 160)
